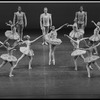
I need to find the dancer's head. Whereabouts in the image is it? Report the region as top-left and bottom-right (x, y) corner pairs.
(80, 6), (83, 12)
(24, 35), (30, 40)
(44, 7), (48, 14)
(51, 26), (55, 31)
(5, 42), (10, 47)
(87, 40), (94, 47)
(18, 6), (22, 12)
(73, 23), (78, 30)
(9, 20), (12, 24)
(97, 22), (100, 28)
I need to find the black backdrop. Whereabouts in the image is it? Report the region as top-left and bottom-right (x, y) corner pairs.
(0, 3), (100, 30)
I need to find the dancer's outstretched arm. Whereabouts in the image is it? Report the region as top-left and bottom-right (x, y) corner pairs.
(5, 23), (11, 26)
(56, 23), (68, 31)
(85, 42), (100, 50)
(0, 41), (8, 48)
(64, 34), (76, 43)
(79, 37), (89, 42)
(30, 35), (43, 43)
(91, 20), (100, 29)
(67, 24), (73, 27)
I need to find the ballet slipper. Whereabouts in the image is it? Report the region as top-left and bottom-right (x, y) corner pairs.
(9, 74), (14, 77)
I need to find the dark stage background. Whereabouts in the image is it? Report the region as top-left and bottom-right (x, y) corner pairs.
(0, 3), (100, 32)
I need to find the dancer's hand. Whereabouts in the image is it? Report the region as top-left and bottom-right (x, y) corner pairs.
(64, 23), (68, 26)
(25, 23), (27, 27)
(91, 20), (94, 23)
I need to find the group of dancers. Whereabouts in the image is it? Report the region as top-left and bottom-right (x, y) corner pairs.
(41, 6), (100, 78)
(0, 6), (99, 78)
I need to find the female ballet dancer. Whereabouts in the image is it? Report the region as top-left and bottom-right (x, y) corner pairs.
(9, 34), (43, 77)
(45, 23), (68, 65)
(82, 40), (100, 78)
(4, 20), (20, 43)
(89, 20), (100, 54)
(64, 34), (88, 71)
(67, 23), (85, 49)
(68, 22), (84, 39)
(0, 41), (18, 77)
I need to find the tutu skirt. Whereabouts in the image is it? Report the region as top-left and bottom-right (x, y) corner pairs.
(5, 30), (20, 40)
(0, 54), (17, 62)
(84, 55), (100, 63)
(89, 34), (100, 42)
(20, 47), (34, 56)
(45, 34), (62, 45)
(69, 30), (83, 39)
(71, 49), (86, 56)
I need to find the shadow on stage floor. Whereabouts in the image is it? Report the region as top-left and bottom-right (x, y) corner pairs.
(0, 29), (100, 98)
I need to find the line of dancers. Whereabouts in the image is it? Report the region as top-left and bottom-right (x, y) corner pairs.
(0, 6), (100, 78)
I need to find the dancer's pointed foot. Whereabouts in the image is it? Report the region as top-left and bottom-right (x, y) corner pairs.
(9, 74), (14, 77)
(29, 66), (32, 69)
(49, 61), (51, 65)
(52, 60), (55, 65)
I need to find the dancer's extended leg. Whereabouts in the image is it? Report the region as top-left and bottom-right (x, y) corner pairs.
(49, 44), (52, 65)
(52, 45), (56, 65)
(9, 54), (25, 77)
(94, 62), (100, 70)
(73, 56), (78, 71)
(86, 63), (91, 78)
(0, 61), (7, 68)
(28, 56), (33, 69)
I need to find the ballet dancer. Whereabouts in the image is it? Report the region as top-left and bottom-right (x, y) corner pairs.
(82, 41), (100, 78)
(89, 20), (100, 54)
(40, 7), (52, 45)
(9, 35), (43, 77)
(67, 22), (88, 49)
(13, 6), (27, 41)
(0, 41), (18, 77)
(68, 22), (84, 39)
(74, 6), (87, 30)
(45, 23), (67, 65)
(64, 34), (88, 71)
(4, 20), (20, 43)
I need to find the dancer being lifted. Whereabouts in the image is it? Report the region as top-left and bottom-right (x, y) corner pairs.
(45, 23), (67, 65)
(4, 20), (20, 43)
(40, 7), (52, 45)
(89, 20), (100, 54)
(64, 34), (88, 71)
(82, 40), (100, 78)
(0, 41), (18, 77)
(9, 35), (43, 77)
(13, 6), (27, 41)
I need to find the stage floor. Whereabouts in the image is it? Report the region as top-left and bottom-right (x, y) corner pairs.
(0, 30), (100, 98)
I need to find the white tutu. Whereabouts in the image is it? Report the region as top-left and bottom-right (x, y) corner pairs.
(20, 47), (34, 56)
(71, 49), (86, 56)
(5, 30), (20, 40)
(45, 34), (62, 45)
(78, 29), (84, 35)
(84, 55), (100, 63)
(69, 30), (83, 39)
(89, 34), (100, 41)
(0, 54), (17, 62)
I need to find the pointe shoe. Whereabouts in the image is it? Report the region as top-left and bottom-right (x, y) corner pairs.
(49, 61), (51, 65)
(29, 66), (32, 69)
(75, 68), (77, 71)
(9, 74), (14, 77)
(88, 75), (91, 78)
(52, 60), (55, 65)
